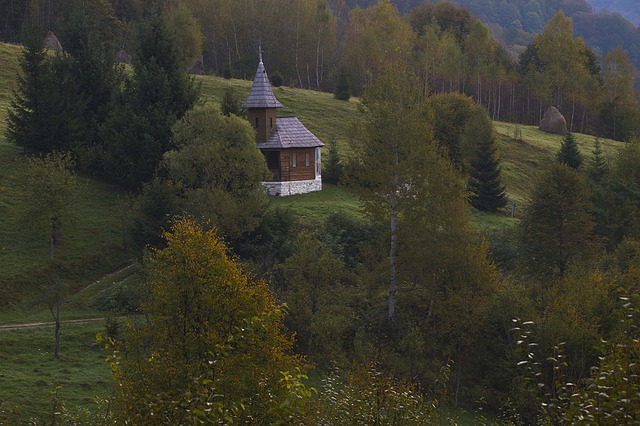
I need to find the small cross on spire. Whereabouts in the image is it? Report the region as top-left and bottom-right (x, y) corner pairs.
(258, 45), (263, 64)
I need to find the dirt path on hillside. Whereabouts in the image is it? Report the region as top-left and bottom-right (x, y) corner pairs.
(0, 262), (138, 332)
(0, 317), (106, 331)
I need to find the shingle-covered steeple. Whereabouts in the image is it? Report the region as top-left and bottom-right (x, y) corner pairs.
(242, 51), (283, 109)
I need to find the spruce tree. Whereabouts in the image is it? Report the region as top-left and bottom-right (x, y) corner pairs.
(322, 138), (344, 184)
(100, 14), (198, 188)
(464, 107), (508, 212)
(557, 131), (582, 169)
(220, 87), (243, 117)
(6, 30), (62, 153)
(333, 66), (350, 101)
(58, 0), (121, 149)
(518, 164), (595, 277)
(588, 137), (608, 181)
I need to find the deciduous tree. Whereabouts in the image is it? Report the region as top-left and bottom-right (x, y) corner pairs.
(162, 104), (269, 239)
(278, 231), (348, 367)
(109, 216), (307, 423)
(348, 64), (433, 324)
(23, 152), (77, 357)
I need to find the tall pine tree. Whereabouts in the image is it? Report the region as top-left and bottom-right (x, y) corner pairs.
(557, 131), (582, 169)
(588, 137), (608, 181)
(100, 13), (198, 188)
(322, 138), (344, 184)
(463, 107), (508, 212)
(5, 29), (67, 153)
(519, 163), (595, 277)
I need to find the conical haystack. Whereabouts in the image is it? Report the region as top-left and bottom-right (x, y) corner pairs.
(539, 106), (567, 135)
(43, 31), (63, 52)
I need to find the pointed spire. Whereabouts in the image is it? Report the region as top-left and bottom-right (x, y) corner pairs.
(242, 48), (283, 109)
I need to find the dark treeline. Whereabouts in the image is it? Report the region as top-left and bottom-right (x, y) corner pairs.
(2, 0), (640, 140)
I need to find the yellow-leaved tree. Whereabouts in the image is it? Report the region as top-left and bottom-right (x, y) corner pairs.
(108, 216), (309, 424)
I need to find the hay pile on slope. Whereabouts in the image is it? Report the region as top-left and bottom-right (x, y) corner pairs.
(539, 106), (567, 135)
(43, 31), (62, 52)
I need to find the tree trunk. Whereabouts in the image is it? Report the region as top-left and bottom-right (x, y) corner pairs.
(388, 161), (398, 324)
(477, 70), (481, 104)
(315, 29), (321, 89)
(232, 21), (240, 60)
(497, 79), (502, 120)
(54, 299), (60, 358)
(455, 352), (462, 406)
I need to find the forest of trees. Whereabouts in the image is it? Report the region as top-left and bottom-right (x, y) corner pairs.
(588, 0), (640, 25)
(3, 0), (639, 141)
(4, 0), (640, 423)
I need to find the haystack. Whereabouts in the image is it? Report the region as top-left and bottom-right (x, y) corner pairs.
(187, 54), (205, 75)
(43, 31), (63, 52)
(116, 49), (132, 64)
(539, 106), (567, 135)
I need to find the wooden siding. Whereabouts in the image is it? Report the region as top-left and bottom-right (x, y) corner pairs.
(248, 108), (278, 145)
(279, 148), (316, 181)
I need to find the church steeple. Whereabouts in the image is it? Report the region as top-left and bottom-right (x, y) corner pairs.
(243, 49), (282, 144)
(242, 49), (283, 109)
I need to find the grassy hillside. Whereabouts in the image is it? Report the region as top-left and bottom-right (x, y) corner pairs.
(0, 321), (112, 421)
(494, 121), (622, 205)
(0, 40), (628, 424)
(0, 43), (132, 309)
(0, 42), (626, 304)
(197, 74), (359, 155)
(0, 42), (20, 130)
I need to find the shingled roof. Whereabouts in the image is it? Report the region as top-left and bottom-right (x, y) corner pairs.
(258, 117), (324, 149)
(242, 59), (284, 109)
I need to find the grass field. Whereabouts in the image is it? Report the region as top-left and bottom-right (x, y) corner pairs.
(494, 121), (622, 204)
(0, 321), (113, 422)
(0, 42), (21, 131)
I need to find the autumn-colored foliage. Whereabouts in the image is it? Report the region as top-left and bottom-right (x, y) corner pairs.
(109, 216), (307, 424)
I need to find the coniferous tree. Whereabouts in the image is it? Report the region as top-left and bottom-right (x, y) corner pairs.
(588, 137), (608, 182)
(322, 138), (344, 184)
(7, 2), (121, 158)
(57, 0), (122, 150)
(464, 107), (508, 212)
(220, 87), (242, 117)
(557, 131), (582, 169)
(100, 14), (198, 188)
(5, 30), (63, 153)
(518, 163), (595, 277)
(333, 66), (350, 101)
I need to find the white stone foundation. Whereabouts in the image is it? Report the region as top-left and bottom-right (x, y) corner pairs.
(262, 177), (322, 197)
